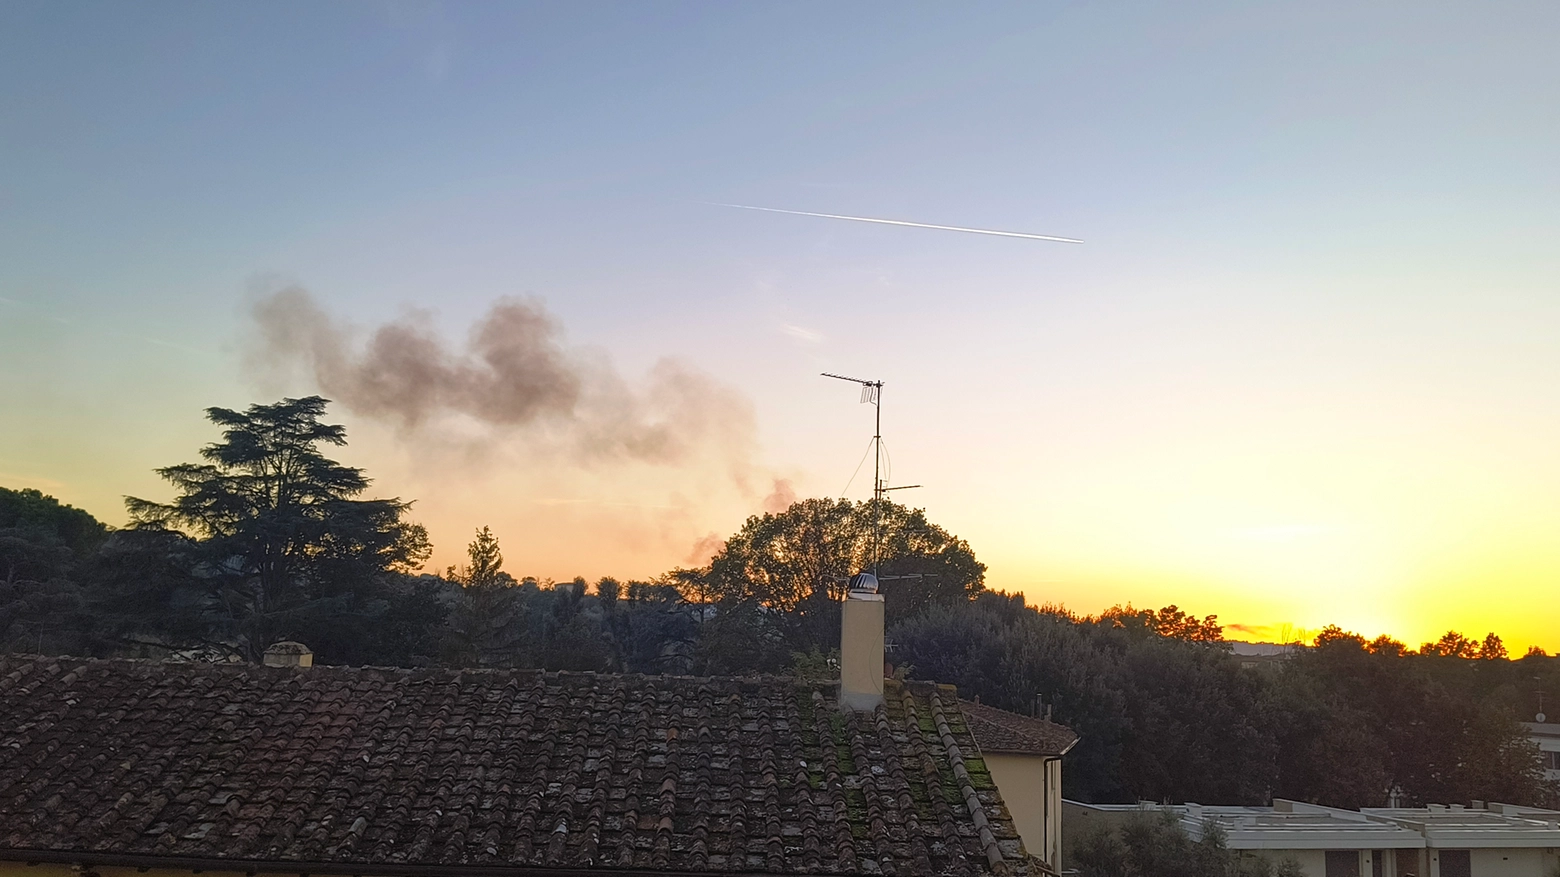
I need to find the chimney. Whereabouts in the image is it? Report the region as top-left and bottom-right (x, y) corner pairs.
(262, 641), (313, 668)
(839, 573), (885, 711)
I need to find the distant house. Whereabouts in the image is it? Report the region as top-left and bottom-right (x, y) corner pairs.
(1064, 799), (1560, 877)
(1229, 641), (1301, 673)
(1520, 722), (1560, 782)
(0, 586), (1075, 877)
(957, 701), (1076, 870)
(1360, 803), (1560, 877)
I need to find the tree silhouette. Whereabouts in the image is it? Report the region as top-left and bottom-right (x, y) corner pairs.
(124, 396), (430, 661)
(1479, 632), (1508, 660)
(1421, 630), (1478, 658)
(443, 526), (523, 667)
(448, 526), (505, 588)
(691, 497), (985, 663)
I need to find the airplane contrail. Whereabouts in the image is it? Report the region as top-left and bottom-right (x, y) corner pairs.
(711, 203), (1082, 244)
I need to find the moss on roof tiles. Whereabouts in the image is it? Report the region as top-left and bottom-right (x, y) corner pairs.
(0, 654), (1034, 877)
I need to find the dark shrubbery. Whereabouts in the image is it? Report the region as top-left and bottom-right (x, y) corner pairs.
(4, 396), (1555, 811)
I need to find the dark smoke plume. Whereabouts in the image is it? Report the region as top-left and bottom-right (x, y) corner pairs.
(249, 287), (758, 472)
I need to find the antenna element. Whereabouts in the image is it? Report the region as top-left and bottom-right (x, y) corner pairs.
(822, 373), (918, 579)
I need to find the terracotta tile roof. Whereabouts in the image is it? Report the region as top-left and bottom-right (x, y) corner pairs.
(0, 655), (1033, 877)
(957, 701), (1078, 757)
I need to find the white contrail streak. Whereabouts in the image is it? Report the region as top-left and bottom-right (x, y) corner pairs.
(711, 203), (1082, 244)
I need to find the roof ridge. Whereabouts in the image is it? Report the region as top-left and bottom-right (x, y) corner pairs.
(930, 690), (1008, 874)
(0, 654), (846, 688)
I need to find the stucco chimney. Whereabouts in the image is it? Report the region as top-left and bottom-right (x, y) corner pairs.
(839, 573), (885, 711)
(262, 641), (313, 668)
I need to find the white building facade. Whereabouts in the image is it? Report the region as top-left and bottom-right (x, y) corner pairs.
(1063, 799), (1560, 877)
(1522, 722), (1560, 782)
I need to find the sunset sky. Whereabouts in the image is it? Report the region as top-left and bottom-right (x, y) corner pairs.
(3, 2), (1558, 650)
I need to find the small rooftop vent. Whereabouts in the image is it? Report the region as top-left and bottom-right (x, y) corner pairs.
(262, 641), (313, 669)
(848, 572), (879, 593)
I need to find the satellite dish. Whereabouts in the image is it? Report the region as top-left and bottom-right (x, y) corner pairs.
(1537, 712), (1548, 723)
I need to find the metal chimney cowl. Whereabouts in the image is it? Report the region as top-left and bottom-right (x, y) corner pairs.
(262, 641), (314, 668)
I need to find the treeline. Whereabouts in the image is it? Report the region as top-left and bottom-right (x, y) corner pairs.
(896, 594), (1559, 809)
(2, 396), (1556, 811)
(0, 397), (984, 674)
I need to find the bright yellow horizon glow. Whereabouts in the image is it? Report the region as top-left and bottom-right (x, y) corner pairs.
(11, 310), (1558, 658)
(390, 415), (1560, 655)
(14, 417), (1559, 657)
(963, 428), (1560, 655)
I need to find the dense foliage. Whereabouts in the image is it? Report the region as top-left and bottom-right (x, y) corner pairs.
(0, 486), (109, 654)
(895, 594), (1276, 804)
(688, 496), (985, 669)
(2, 396), (1556, 812)
(894, 594), (1557, 808)
(120, 397), (435, 663)
(1070, 812), (1304, 877)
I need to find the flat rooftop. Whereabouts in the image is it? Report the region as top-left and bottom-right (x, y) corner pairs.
(1195, 802), (1424, 850)
(1064, 801), (1423, 850)
(1361, 804), (1560, 848)
(1065, 800), (1560, 850)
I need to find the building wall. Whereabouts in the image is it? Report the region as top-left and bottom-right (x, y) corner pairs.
(0, 865), (497, 877)
(1536, 740), (1560, 782)
(1061, 799), (1131, 864)
(1214, 844), (1560, 877)
(0, 866), (270, 877)
(1241, 848), (1421, 877)
(1256, 848), (1325, 877)
(1409, 847), (1556, 877)
(1047, 757), (1063, 867)
(1528, 736), (1553, 777)
(1467, 847), (1548, 877)
(1232, 846), (1555, 877)
(984, 753), (1061, 870)
(0, 865), (64, 877)
(1521, 723), (1560, 783)
(1299, 849), (1330, 877)
(1390, 847), (1426, 877)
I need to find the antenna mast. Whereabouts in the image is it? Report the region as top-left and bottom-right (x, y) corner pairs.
(822, 373), (918, 577)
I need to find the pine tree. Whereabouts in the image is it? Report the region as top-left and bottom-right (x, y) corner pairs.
(123, 396), (431, 662)
(443, 526), (524, 667)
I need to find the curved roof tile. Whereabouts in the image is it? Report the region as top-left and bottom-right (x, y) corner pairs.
(957, 700), (1078, 757)
(0, 656), (1033, 877)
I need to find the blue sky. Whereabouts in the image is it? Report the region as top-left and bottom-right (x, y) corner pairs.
(3, 1), (1558, 647)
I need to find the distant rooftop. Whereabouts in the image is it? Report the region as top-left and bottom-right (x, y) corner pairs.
(1361, 804), (1560, 848)
(1194, 802), (1425, 851)
(959, 699), (1078, 757)
(1066, 799), (1560, 851)
(1065, 800), (1421, 850)
(1227, 641), (1299, 657)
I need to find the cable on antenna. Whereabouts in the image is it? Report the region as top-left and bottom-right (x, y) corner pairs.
(821, 372), (919, 580)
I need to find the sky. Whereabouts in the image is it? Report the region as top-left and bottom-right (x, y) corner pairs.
(2, 1), (1558, 651)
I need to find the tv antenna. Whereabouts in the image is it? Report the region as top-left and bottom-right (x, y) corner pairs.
(822, 373), (920, 581)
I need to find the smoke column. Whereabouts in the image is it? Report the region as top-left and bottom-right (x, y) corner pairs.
(248, 287), (759, 478)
